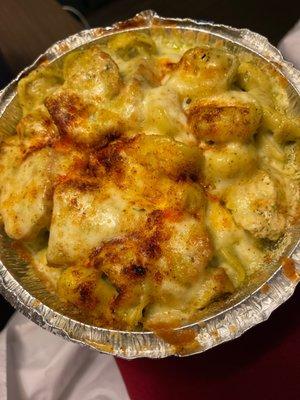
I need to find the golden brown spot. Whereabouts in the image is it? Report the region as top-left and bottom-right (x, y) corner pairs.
(282, 257), (298, 281)
(153, 271), (163, 283)
(142, 237), (162, 259)
(162, 209), (183, 222)
(45, 91), (89, 137)
(10, 241), (32, 264)
(78, 280), (97, 308)
(53, 136), (74, 152)
(261, 283), (270, 294)
(210, 329), (220, 339)
(153, 327), (199, 354)
(97, 146), (123, 173)
(124, 264), (147, 278)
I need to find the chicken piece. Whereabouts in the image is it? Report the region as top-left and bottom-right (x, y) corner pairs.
(225, 170), (286, 240)
(187, 91), (262, 143)
(166, 47), (237, 100)
(46, 181), (148, 266)
(0, 148), (53, 240)
(45, 89), (123, 145)
(17, 63), (63, 115)
(63, 46), (122, 102)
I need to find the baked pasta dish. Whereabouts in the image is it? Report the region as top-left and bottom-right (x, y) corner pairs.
(1, 30), (300, 331)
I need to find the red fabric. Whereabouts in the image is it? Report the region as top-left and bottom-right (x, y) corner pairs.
(117, 285), (300, 400)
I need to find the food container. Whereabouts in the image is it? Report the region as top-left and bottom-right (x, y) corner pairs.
(0, 10), (300, 359)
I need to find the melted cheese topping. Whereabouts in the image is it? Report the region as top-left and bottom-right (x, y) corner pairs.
(1, 30), (300, 330)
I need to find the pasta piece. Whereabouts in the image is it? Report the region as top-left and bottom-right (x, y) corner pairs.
(206, 201), (265, 286)
(206, 200), (241, 249)
(234, 235), (265, 275)
(218, 247), (246, 288)
(57, 265), (117, 324)
(187, 91), (262, 143)
(109, 79), (144, 133)
(63, 46), (122, 102)
(166, 47), (237, 99)
(188, 268), (234, 311)
(107, 32), (157, 60)
(206, 201), (261, 287)
(142, 86), (192, 142)
(204, 142), (257, 181)
(123, 134), (202, 181)
(274, 117), (300, 142)
(237, 61), (300, 141)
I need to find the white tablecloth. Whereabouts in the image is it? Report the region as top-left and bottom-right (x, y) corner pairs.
(0, 313), (129, 400)
(278, 20), (300, 68)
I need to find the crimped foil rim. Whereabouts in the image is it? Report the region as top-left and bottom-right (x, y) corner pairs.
(0, 10), (300, 358)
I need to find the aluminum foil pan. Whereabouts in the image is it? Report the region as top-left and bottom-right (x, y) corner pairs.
(1, 10), (300, 358)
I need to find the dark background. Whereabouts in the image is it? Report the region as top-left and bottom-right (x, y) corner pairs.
(1, 0), (299, 84)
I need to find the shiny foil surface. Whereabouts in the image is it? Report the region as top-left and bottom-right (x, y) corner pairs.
(0, 10), (300, 358)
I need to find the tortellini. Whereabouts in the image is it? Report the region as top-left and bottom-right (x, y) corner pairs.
(107, 32), (157, 60)
(237, 61), (300, 142)
(63, 45), (122, 101)
(187, 91), (262, 143)
(166, 47), (237, 99)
